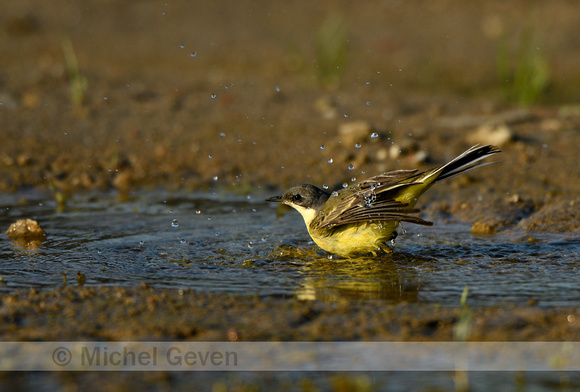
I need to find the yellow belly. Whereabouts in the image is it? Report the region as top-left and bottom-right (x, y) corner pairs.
(308, 221), (399, 258)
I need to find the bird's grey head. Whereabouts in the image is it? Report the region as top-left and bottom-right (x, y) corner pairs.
(266, 185), (330, 225)
(267, 184), (329, 209)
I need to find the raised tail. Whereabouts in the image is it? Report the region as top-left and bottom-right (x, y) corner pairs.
(427, 145), (501, 183)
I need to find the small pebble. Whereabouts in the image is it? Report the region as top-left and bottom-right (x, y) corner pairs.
(338, 120), (371, 145)
(467, 123), (513, 146)
(470, 221), (496, 235)
(6, 219), (46, 239)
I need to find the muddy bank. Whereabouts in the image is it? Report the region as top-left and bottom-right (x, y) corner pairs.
(1, 286), (578, 341)
(1, 2), (580, 211)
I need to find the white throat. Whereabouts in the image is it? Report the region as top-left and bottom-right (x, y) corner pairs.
(286, 203), (318, 227)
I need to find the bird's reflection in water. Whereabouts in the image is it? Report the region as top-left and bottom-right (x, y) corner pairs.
(288, 251), (429, 302)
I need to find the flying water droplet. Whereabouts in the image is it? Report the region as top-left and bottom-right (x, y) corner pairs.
(322, 184), (329, 189)
(190, 52), (197, 58)
(370, 132), (379, 139)
(328, 158), (333, 164)
(342, 183), (348, 188)
(210, 93), (216, 99)
(171, 219), (179, 228)
(348, 163), (354, 170)
(196, 210), (201, 215)
(320, 145), (325, 150)
(355, 143), (361, 148)
(331, 191), (339, 197)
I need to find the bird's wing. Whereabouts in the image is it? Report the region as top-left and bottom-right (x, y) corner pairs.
(318, 200), (433, 229)
(318, 181), (433, 229)
(360, 169), (419, 186)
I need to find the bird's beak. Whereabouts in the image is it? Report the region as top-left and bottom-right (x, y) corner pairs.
(265, 195), (283, 203)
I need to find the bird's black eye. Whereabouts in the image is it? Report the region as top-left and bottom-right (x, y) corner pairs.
(292, 194), (302, 202)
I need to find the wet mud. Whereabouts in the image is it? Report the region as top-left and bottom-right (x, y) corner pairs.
(1, 286), (579, 342)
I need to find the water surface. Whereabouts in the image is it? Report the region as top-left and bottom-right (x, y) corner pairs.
(1, 190), (579, 307)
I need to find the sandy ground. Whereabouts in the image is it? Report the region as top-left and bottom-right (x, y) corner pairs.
(1, 0), (580, 389)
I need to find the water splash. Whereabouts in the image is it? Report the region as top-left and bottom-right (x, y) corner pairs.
(359, 189), (377, 208)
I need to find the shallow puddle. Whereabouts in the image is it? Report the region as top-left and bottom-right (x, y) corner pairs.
(1, 189), (579, 307)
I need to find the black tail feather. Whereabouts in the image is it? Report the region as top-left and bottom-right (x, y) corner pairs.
(435, 145), (501, 183)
